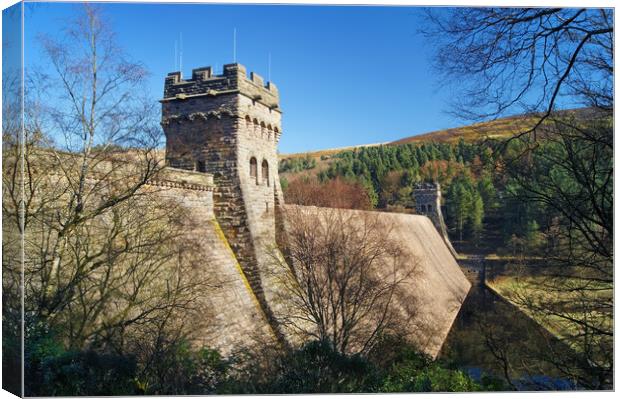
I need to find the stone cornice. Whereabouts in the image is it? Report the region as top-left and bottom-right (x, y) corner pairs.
(146, 178), (213, 192)
(160, 90), (282, 114)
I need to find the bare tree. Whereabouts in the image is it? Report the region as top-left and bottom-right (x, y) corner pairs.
(274, 206), (418, 355)
(1, 6), (212, 388)
(496, 118), (613, 389)
(424, 8), (613, 130)
(2, 70), (25, 397)
(425, 8), (613, 389)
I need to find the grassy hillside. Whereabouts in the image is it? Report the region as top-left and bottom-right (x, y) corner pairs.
(279, 108), (590, 162)
(389, 115), (537, 145)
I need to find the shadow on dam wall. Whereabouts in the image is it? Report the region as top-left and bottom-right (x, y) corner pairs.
(439, 257), (580, 391)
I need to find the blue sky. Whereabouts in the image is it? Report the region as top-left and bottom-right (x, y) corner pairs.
(23, 2), (460, 153)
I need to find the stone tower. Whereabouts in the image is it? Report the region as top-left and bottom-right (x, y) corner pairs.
(413, 183), (458, 257)
(161, 63), (287, 340)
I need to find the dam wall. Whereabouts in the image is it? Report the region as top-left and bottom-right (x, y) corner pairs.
(282, 205), (471, 358)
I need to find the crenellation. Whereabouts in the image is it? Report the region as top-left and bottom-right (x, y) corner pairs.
(166, 71), (182, 84)
(223, 62), (247, 78)
(266, 81), (278, 95)
(163, 63), (279, 111)
(192, 66), (213, 80)
(250, 72), (264, 87)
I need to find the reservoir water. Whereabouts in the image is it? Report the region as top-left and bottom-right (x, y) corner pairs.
(440, 258), (580, 390)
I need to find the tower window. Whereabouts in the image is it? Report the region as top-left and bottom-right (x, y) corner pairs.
(262, 160), (269, 186)
(196, 160), (206, 173)
(250, 157), (258, 184)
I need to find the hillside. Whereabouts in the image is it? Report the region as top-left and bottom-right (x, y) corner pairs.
(277, 111), (540, 182)
(389, 115), (537, 145)
(279, 108), (591, 161)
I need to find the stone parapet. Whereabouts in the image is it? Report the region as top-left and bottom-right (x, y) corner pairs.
(163, 63), (279, 111)
(148, 167), (214, 191)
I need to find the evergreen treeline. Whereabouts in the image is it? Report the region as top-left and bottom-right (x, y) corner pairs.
(279, 153), (317, 173)
(283, 138), (552, 251)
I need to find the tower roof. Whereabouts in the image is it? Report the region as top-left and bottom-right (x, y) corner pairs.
(162, 63), (280, 111)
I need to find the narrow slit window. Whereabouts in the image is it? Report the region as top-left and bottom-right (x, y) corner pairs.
(250, 157), (258, 184)
(262, 160), (269, 186)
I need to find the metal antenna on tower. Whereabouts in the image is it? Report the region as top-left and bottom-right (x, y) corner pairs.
(174, 40), (178, 71)
(233, 28), (237, 63)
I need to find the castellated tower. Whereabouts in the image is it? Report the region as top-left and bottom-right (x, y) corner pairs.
(413, 183), (458, 258)
(161, 63), (287, 341)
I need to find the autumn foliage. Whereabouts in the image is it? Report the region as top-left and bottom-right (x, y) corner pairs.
(284, 177), (372, 210)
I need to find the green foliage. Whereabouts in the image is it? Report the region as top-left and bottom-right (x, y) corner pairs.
(22, 325), (499, 396)
(25, 321), (137, 396)
(280, 176), (289, 191)
(287, 118), (609, 257)
(382, 360), (481, 392)
(445, 173), (485, 241)
(264, 340), (382, 393)
(370, 338), (485, 392)
(137, 338), (231, 395)
(315, 141), (491, 211)
(360, 177), (379, 208)
(478, 172), (498, 210)
(225, 339), (488, 394)
(23, 319), (231, 396)
(279, 153), (317, 173)
(30, 350), (138, 396)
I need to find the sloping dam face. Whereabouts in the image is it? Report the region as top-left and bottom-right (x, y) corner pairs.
(282, 205), (471, 359)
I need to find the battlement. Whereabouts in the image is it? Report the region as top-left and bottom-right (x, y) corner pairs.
(414, 182), (441, 193)
(163, 63), (279, 110)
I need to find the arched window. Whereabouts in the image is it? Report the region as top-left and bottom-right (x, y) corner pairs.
(427, 204), (433, 212)
(250, 157), (258, 184)
(262, 159), (269, 186)
(260, 122), (266, 138)
(420, 204), (427, 213)
(245, 115), (252, 129)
